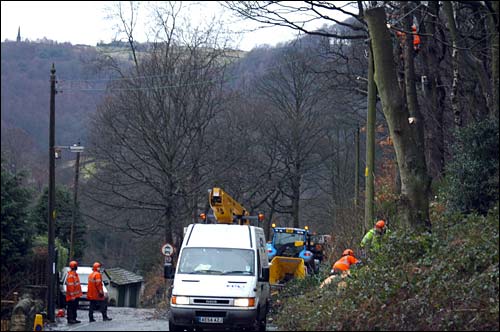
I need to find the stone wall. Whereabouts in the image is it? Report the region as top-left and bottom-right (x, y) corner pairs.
(10, 293), (44, 331)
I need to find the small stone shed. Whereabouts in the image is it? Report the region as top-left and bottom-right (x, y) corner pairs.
(103, 268), (144, 307)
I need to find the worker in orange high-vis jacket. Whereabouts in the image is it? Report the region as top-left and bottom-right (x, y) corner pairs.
(412, 25), (421, 52)
(88, 262), (112, 322)
(65, 260), (83, 324)
(396, 25), (421, 53)
(330, 249), (360, 275)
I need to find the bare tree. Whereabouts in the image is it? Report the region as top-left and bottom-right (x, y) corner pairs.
(254, 45), (330, 228)
(225, 1), (434, 231)
(84, 2), (232, 248)
(365, 6), (431, 231)
(417, 1), (447, 181)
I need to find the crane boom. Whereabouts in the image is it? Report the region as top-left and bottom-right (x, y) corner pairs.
(209, 187), (250, 224)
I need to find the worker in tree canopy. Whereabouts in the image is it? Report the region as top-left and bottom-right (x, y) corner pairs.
(330, 249), (361, 275)
(395, 25), (421, 53)
(360, 220), (390, 253)
(412, 25), (421, 52)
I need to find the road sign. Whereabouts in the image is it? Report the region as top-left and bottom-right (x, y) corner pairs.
(69, 145), (85, 153)
(161, 243), (174, 256)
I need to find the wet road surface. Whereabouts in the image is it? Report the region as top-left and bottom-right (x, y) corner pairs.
(44, 306), (279, 331)
(45, 307), (168, 331)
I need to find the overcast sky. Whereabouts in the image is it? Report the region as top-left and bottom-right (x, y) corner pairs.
(1, 1), (338, 51)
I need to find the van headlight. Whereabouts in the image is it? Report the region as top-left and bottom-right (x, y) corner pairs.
(171, 296), (189, 305)
(234, 298), (255, 307)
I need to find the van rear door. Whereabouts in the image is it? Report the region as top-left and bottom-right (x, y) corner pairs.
(255, 228), (270, 315)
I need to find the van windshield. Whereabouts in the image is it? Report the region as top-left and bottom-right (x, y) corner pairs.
(178, 248), (255, 276)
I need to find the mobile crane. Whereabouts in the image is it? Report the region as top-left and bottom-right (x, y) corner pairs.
(204, 187), (264, 225)
(206, 188), (311, 286)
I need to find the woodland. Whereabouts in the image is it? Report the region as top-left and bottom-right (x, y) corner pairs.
(1, 1), (498, 329)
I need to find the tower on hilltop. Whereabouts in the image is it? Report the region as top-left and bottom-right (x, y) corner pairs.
(16, 26), (21, 42)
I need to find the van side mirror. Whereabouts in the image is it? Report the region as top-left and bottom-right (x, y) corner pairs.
(164, 264), (175, 279)
(103, 280), (109, 286)
(259, 267), (269, 282)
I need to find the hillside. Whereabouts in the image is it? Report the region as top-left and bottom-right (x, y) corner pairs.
(270, 206), (499, 331)
(1, 40), (105, 151)
(0, 40), (135, 188)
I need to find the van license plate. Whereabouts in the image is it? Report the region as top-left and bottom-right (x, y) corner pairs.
(198, 317), (223, 323)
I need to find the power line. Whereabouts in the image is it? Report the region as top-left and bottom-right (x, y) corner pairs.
(58, 59), (235, 84)
(59, 75), (235, 92)
(58, 56), (312, 93)
(59, 54), (306, 84)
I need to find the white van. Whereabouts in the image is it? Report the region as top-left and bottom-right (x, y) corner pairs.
(167, 224), (270, 331)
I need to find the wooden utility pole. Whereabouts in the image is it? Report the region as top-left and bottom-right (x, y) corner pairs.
(69, 143), (81, 261)
(354, 125), (360, 207)
(47, 63), (56, 322)
(364, 44), (377, 232)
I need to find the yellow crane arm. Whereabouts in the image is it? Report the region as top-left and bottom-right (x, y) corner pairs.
(209, 187), (250, 224)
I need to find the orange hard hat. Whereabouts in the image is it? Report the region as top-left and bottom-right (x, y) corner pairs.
(69, 261), (78, 269)
(342, 249), (354, 257)
(375, 220), (385, 229)
(93, 262), (101, 271)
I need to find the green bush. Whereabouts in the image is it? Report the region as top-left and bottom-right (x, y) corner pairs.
(441, 120), (499, 215)
(28, 185), (87, 260)
(1, 161), (33, 297)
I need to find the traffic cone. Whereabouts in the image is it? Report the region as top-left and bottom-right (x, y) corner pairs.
(33, 313), (43, 331)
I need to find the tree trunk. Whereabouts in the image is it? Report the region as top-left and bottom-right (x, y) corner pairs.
(292, 172), (300, 228)
(365, 6), (431, 232)
(420, 1), (445, 181)
(443, 1), (462, 127)
(490, 2), (499, 119)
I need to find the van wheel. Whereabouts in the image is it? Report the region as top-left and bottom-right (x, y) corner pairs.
(168, 320), (183, 331)
(258, 316), (267, 332)
(251, 319), (266, 332)
(260, 303), (269, 332)
(251, 309), (266, 331)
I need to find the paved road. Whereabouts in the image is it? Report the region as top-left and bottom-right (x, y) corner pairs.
(44, 306), (279, 331)
(45, 307), (169, 331)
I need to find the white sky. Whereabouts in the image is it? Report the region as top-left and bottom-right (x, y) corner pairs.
(0, 1), (345, 51)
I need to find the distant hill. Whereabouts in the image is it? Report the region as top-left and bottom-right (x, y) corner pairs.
(1, 40), (107, 152)
(1, 40), (248, 153)
(0, 37), (322, 188)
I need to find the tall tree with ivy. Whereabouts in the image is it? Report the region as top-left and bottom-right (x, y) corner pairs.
(1, 158), (33, 297)
(28, 185), (87, 261)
